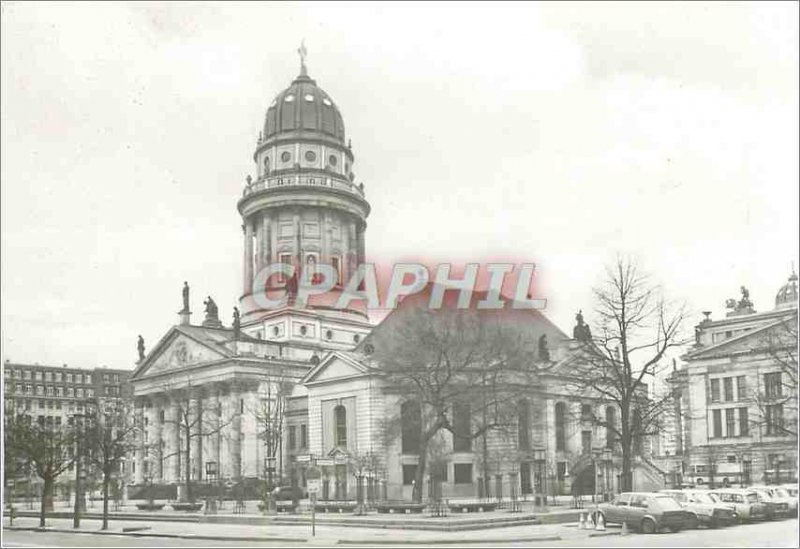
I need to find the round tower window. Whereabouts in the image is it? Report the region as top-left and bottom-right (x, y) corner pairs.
(322, 98), (332, 106)
(326, 330), (333, 340)
(300, 325), (308, 336)
(304, 94), (314, 102)
(281, 151), (291, 163)
(284, 95), (295, 103)
(272, 326), (279, 336)
(329, 155), (338, 167)
(305, 151), (317, 163)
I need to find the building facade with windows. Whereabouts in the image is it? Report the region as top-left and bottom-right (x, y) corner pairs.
(127, 56), (665, 502)
(665, 273), (798, 488)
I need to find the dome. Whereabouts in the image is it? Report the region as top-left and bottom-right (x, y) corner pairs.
(775, 270), (798, 310)
(262, 70), (345, 143)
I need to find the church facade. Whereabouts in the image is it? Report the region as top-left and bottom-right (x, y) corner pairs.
(127, 56), (664, 502)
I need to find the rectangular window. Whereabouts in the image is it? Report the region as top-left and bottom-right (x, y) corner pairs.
(66, 374), (72, 383)
(557, 462), (567, 482)
(739, 407), (749, 436)
(103, 375), (110, 383)
(710, 379), (720, 403)
(555, 403), (566, 452)
(24, 370), (31, 380)
(725, 408), (735, 437)
(54, 372), (61, 382)
(736, 376), (747, 401)
(431, 462), (447, 481)
(56, 387), (63, 397)
(764, 373), (783, 399)
(331, 257), (341, 286)
(712, 409), (722, 438)
(76, 389), (83, 398)
(766, 403), (784, 436)
(35, 372), (42, 381)
(288, 425), (297, 450)
(402, 464), (417, 486)
(278, 253), (293, 284)
(453, 463), (473, 484)
(44, 372), (51, 382)
(86, 375), (92, 384)
(517, 399), (531, 452)
(723, 378), (734, 402)
(300, 424), (307, 449)
(581, 430), (592, 454)
(67, 387), (74, 397)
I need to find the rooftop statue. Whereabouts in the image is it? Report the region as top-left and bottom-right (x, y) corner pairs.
(181, 281), (190, 313)
(232, 306), (241, 340)
(204, 296), (219, 320)
(572, 310), (593, 342)
(137, 335), (145, 362)
(538, 334), (550, 362)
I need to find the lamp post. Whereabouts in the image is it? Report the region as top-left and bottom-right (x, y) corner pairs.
(204, 461), (217, 514)
(72, 413), (87, 529)
(602, 448), (613, 502)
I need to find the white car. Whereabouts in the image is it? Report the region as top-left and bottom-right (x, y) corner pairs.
(659, 490), (736, 528)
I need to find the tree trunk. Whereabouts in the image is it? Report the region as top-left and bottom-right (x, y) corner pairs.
(412, 448), (428, 504)
(102, 472), (110, 530)
(184, 430), (192, 503)
(40, 476), (53, 527)
(621, 448), (633, 492)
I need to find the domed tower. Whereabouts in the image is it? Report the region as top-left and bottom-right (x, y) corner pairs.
(775, 269), (799, 310)
(237, 48), (372, 348)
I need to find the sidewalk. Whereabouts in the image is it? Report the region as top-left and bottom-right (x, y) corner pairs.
(4, 516), (576, 545)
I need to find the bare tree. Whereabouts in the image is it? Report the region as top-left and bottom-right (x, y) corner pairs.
(751, 312), (798, 438)
(83, 397), (140, 529)
(249, 372), (293, 490)
(4, 410), (76, 527)
(158, 382), (233, 503)
(371, 303), (545, 503)
(569, 257), (687, 492)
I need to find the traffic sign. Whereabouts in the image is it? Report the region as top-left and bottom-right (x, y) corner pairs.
(307, 479), (321, 494)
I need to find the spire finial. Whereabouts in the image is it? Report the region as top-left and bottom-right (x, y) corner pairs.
(297, 39), (308, 76)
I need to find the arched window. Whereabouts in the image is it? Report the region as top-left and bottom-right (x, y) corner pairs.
(401, 400), (421, 454)
(605, 406), (616, 449)
(334, 405), (347, 448)
(555, 402), (567, 451)
(518, 398), (531, 452)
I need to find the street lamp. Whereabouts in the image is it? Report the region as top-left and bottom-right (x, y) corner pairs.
(73, 413), (86, 529)
(602, 448), (613, 502)
(204, 461), (217, 514)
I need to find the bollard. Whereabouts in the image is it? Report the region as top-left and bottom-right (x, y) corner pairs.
(621, 521), (630, 536)
(579, 512), (585, 529)
(595, 512), (605, 531)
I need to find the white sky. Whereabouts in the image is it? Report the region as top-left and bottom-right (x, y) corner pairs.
(2, 1), (798, 371)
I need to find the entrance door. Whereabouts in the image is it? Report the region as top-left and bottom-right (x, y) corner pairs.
(520, 462), (532, 495)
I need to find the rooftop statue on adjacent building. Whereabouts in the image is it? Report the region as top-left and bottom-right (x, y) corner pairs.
(573, 310), (593, 342)
(726, 285), (756, 317)
(137, 335), (145, 362)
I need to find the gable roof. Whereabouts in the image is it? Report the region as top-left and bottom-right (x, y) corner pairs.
(685, 317), (794, 360)
(299, 350), (375, 385)
(131, 324), (261, 379)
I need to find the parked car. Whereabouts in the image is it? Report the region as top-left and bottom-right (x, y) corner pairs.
(749, 486), (794, 518)
(659, 489), (736, 528)
(708, 488), (768, 522)
(597, 492), (692, 534)
(778, 484), (798, 498)
(272, 485), (305, 501)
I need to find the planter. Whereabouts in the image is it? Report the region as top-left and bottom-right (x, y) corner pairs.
(376, 502), (426, 514)
(315, 502), (358, 513)
(171, 502), (204, 512)
(448, 502), (498, 513)
(135, 503), (165, 511)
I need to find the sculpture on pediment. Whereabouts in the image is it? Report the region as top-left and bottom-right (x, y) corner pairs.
(137, 335), (146, 362)
(726, 286), (755, 315)
(204, 296), (219, 320)
(538, 334), (550, 362)
(573, 310), (593, 343)
(739, 286), (753, 310)
(232, 306), (241, 340)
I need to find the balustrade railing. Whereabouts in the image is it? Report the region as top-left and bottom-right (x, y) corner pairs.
(243, 175), (365, 198)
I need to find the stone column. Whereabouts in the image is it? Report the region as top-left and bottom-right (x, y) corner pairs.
(346, 219), (358, 286)
(243, 220), (254, 295)
(172, 402), (182, 484)
(262, 212), (272, 269)
(230, 389), (243, 480)
(191, 395), (203, 483)
(133, 400), (145, 484)
(356, 222), (366, 266)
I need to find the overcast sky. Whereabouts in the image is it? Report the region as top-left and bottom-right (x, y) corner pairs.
(2, 1), (797, 371)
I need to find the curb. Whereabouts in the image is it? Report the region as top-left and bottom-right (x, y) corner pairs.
(588, 531), (621, 537)
(340, 535), (563, 545)
(5, 525), (563, 545)
(4, 526), (307, 543)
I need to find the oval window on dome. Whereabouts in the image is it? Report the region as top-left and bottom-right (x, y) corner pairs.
(281, 151), (291, 163)
(305, 150), (317, 163)
(329, 155), (338, 167)
(284, 94), (295, 102)
(304, 94), (314, 102)
(322, 98), (332, 107)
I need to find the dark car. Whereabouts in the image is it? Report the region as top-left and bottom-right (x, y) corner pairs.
(272, 485), (305, 501)
(597, 492), (692, 534)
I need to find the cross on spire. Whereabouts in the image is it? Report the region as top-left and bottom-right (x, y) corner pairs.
(298, 39), (308, 76)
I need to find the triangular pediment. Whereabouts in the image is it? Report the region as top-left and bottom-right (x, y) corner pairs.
(689, 319), (794, 360)
(132, 327), (230, 379)
(301, 351), (371, 385)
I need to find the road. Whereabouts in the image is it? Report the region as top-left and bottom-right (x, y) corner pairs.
(3, 519), (797, 547)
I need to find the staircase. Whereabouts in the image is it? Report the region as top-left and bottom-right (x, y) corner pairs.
(633, 456), (667, 491)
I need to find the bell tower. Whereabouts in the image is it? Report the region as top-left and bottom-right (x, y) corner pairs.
(236, 46), (372, 348)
